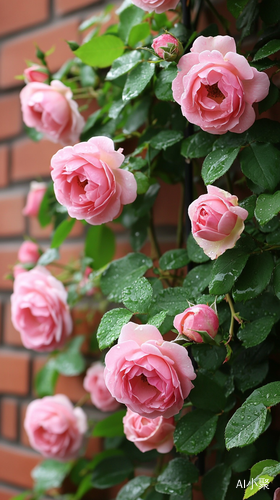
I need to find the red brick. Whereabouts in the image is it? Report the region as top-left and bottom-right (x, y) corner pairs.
(85, 436), (103, 459)
(0, 146), (9, 187)
(0, 351), (30, 395)
(20, 403), (30, 447)
(28, 216), (85, 240)
(0, 191), (26, 236)
(0, 486), (22, 500)
(0, 443), (41, 488)
(154, 181), (182, 226)
(1, 398), (18, 441)
(55, 0), (99, 14)
(11, 137), (62, 181)
(0, 94), (21, 139)
(0, 0), (49, 36)
(3, 302), (22, 346)
(0, 245), (18, 291)
(0, 19), (81, 89)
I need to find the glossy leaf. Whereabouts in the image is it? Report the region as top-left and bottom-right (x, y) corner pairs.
(154, 65), (178, 101)
(91, 456), (133, 489)
(85, 225), (115, 270)
(159, 249), (189, 270)
(118, 5), (144, 44)
(209, 247), (250, 295)
(245, 381), (280, 408)
(96, 308), (133, 350)
(122, 62), (155, 102)
(128, 23), (150, 47)
(37, 248), (59, 266)
(122, 277), (153, 313)
(255, 191), (280, 225)
(240, 143), (280, 191)
(183, 262), (213, 298)
(254, 39), (280, 60)
(174, 409), (218, 454)
(117, 476), (153, 500)
(225, 403), (267, 449)
(147, 310), (168, 328)
(181, 131), (217, 159)
(150, 130), (184, 150)
(93, 410), (126, 438)
(232, 253), (274, 302)
(202, 147), (240, 185)
(34, 358), (58, 397)
(32, 460), (72, 492)
(75, 35), (125, 68)
(202, 464), (231, 500)
(156, 458), (199, 495)
(149, 287), (190, 317)
(237, 316), (274, 348)
(187, 233), (210, 263)
(51, 218), (76, 248)
(106, 51), (141, 80)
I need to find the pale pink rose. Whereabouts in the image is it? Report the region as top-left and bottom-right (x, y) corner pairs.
(20, 80), (85, 145)
(13, 264), (27, 278)
(152, 34), (182, 61)
(24, 394), (87, 460)
(18, 241), (40, 264)
(274, 489), (280, 500)
(188, 185), (248, 259)
(83, 362), (120, 412)
(11, 266), (72, 352)
(24, 65), (49, 83)
(131, 0), (179, 13)
(123, 408), (175, 453)
(23, 181), (47, 217)
(172, 35), (270, 134)
(174, 304), (219, 343)
(50, 137), (137, 225)
(104, 322), (196, 419)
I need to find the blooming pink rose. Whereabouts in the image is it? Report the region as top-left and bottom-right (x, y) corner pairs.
(104, 322), (196, 419)
(18, 241), (40, 264)
(20, 80), (85, 145)
(131, 0), (179, 13)
(152, 34), (183, 61)
(24, 394), (87, 460)
(274, 489), (280, 500)
(83, 362), (120, 412)
(13, 264), (27, 278)
(11, 266), (72, 352)
(172, 35), (270, 134)
(24, 65), (49, 84)
(50, 136), (137, 225)
(188, 185), (248, 259)
(123, 408), (175, 453)
(174, 304), (219, 343)
(23, 181), (47, 217)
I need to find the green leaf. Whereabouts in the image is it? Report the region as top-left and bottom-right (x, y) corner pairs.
(135, 171), (150, 194)
(154, 65), (178, 101)
(239, 195), (257, 220)
(227, 0), (250, 18)
(202, 464), (231, 500)
(51, 218), (76, 249)
(183, 262), (213, 298)
(209, 247), (250, 295)
(32, 460), (72, 492)
(255, 191), (280, 225)
(247, 118), (280, 143)
(122, 277), (153, 313)
(159, 249), (189, 270)
(85, 225), (115, 270)
(240, 143), (280, 192)
(181, 131), (217, 159)
(35, 358), (59, 397)
(108, 99), (126, 119)
(106, 50), (142, 80)
(117, 476), (153, 500)
(122, 62), (155, 102)
(134, 183), (160, 218)
(174, 409), (218, 454)
(190, 369), (229, 412)
(54, 350), (85, 376)
(192, 344), (226, 371)
(232, 253), (274, 302)
(244, 460), (279, 498)
(149, 287), (190, 317)
(236, 0), (259, 40)
(259, 81), (279, 115)
(225, 403), (267, 450)
(118, 5), (144, 44)
(130, 216), (148, 251)
(74, 35), (125, 68)
(147, 310), (168, 328)
(187, 233), (210, 263)
(150, 130), (184, 150)
(100, 252), (153, 302)
(128, 23), (150, 47)
(202, 147), (240, 185)
(237, 316), (275, 348)
(93, 410), (126, 438)
(274, 262), (280, 299)
(245, 381), (280, 408)
(225, 444), (257, 473)
(24, 125), (43, 142)
(97, 308), (133, 350)
(38, 182), (54, 227)
(37, 248), (59, 266)
(91, 456), (133, 489)
(124, 95), (150, 134)
(254, 39), (280, 60)
(156, 458), (199, 495)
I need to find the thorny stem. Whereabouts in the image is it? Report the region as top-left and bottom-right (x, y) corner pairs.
(225, 293), (241, 344)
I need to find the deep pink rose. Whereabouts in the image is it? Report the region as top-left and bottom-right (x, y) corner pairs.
(50, 137), (137, 225)
(172, 35), (270, 134)
(188, 185), (248, 259)
(131, 0), (179, 13)
(24, 394), (87, 460)
(24, 65), (49, 83)
(83, 362), (120, 412)
(104, 322), (196, 419)
(123, 408), (175, 453)
(23, 181), (47, 217)
(174, 304), (219, 343)
(274, 489), (280, 500)
(152, 34), (182, 61)
(11, 266), (72, 352)
(18, 241), (40, 264)
(20, 80), (85, 145)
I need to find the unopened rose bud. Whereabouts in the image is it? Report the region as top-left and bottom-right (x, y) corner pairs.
(174, 304), (219, 343)
(23, 65), (49, 84)
(152, 34), (183, 61)
(22, 181), (47, 217)
(18, 241), (40, 264)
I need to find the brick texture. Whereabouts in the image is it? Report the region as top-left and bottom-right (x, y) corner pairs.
(0, 146), (8, 187)
(0, 486), (22, 500)
(55, 0), (99, 14)
(1, 398), (18, 440)
(0, 351), (30, 395)
(11, 138), (63, 181)
(0, 0), (49, 37)
(0, 245), (18, 291)
(0, 94), (22, 139)
(0, 191), (26, 236)
(0, 444), (41, 488)
(3, 302), (21, 346)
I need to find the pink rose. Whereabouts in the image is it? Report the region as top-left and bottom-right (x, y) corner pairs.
(174, 304), (219, 343)
(24, 394), (87, 460)
(50, 137), (137, 225)
(20, 80), (85, 145)
(13, 264), (28, 278)
(83, 362), (120, 412)
(188, 185), (248, 260)
(24, 65), (49, 84)
(123, 408), (175, 453)
(131, 0), (179, 13)
(11, 266), (72, 352)
(274, 489), (280, 500)
(104, 322), (196, 419)
(172, 35), (270, 134)
(23, 181), (47, 217)
(18, 241), (40, 264)
(152, 34), (182, 61)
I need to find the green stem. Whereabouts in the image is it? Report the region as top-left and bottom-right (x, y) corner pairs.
(225, 293), (240, 344)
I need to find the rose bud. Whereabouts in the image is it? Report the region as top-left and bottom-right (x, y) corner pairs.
(152, 34), (183, 61)
(174, 304), (219, 343)
(83, 362), (120, 412)
(188, 185), (248, 260)
(23, 65), (49, 83)
(22, 181), (47, 217)
(131, 0), (179, 13)
(18, 241), (40, 264)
